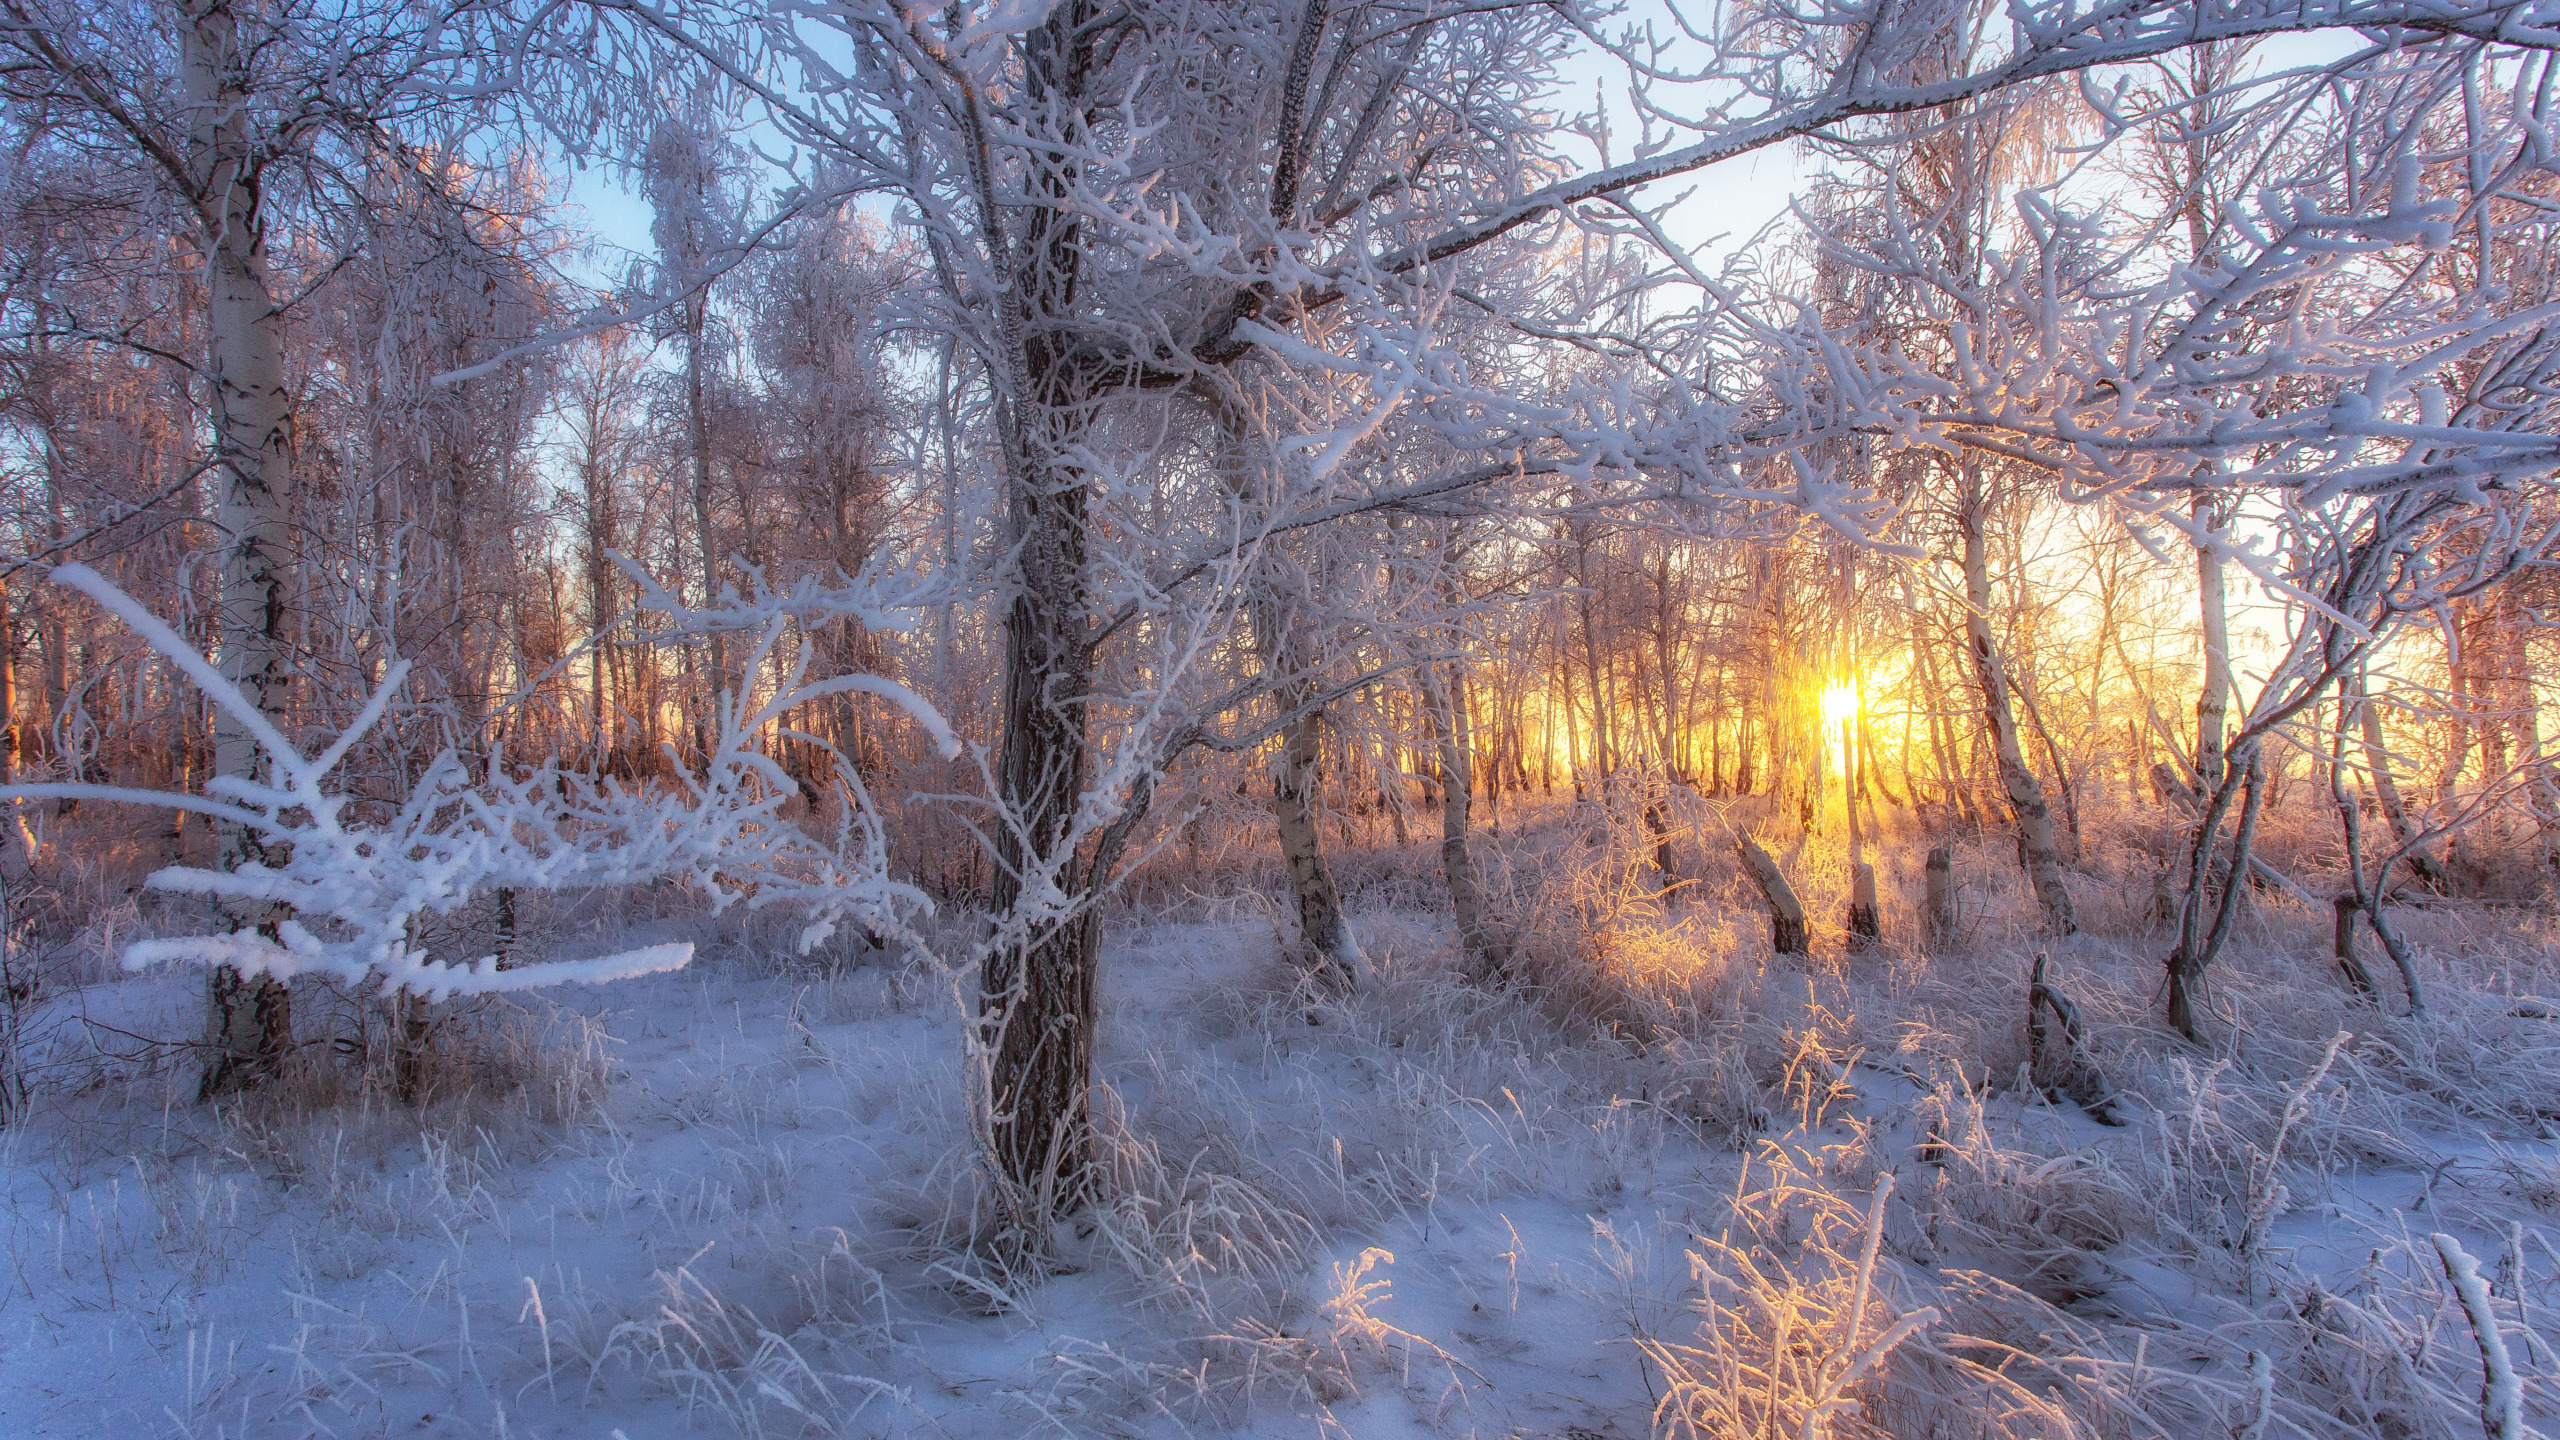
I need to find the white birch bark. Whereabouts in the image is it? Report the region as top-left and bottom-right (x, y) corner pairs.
(186, 0), (297, 1095)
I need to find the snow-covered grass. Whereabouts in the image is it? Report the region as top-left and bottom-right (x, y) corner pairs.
(5, 795), (2560, 1438)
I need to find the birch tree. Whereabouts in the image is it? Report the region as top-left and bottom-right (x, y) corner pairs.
(0, 0), (512, 1091)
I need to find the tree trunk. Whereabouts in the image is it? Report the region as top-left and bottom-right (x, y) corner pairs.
(2194, 490), (2231, 798)
(1226, 401), (1364, 988)
(974, 13), (1133, 1222)
(1735, 834), (1809, 959)
(1271, 696), (1364, 985)
(188, 0), (294, 1098)
(982, 457), (1103, 1221)
(1843, 717), (1879, 944)
(0, 582), (26, 857)
(2165, 748), (2266, 1037)
(1423, 662), (1501, 980)
(684, 300), (726, 729)
(2332, 893), (2377, 998)
(2015, 672), (2082, 864)
(1848, 862), (1880, 947)
(1958, 465), (2076, 934)
(2512, 614), (2560, 883)
(2351, 665), (2448, 889)
(2333, 680), (2428, 1015)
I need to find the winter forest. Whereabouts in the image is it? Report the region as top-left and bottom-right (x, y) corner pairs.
(5, 0), (2560, 1435)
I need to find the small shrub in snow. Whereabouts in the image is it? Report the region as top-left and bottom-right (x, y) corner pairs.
(6, 565), (949, 1007)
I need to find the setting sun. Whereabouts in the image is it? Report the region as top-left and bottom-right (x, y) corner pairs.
(1819, 679), (1860, 729)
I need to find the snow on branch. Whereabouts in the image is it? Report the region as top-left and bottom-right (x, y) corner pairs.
(3, 566), (948, 1000)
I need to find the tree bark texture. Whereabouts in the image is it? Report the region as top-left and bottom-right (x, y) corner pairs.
(188, 0), (294, 1097)
(982, 457), (1103, 1219)
(975, 3), (1121, 1223)
(1736, 834), (1809, 958)
(1422, 662), (1500, 980)
(2194, 491), (2231, 798)
(1924, 841), (1955, 950)
(1270, 695), (1363, 985)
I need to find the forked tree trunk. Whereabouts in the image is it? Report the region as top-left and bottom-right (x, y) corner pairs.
(189, 0), (295, 1097)
(1957, 467), (2076, 935)
(2166, 748), (2266, 1038)
(2332, 686), (2428, 1016)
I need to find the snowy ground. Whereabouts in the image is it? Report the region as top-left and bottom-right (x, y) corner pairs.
(6, 879), (2560, 1438)
(1, 916), (1707, 1439)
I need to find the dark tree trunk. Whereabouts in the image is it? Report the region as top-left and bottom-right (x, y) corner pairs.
(982, 495), (1103, 1216)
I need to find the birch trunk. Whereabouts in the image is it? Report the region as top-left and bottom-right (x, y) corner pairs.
(1224, 403), (1362, 988)
(1421, 662), (1500, 980)
(1844, 718), (1880, 944)
(1958, 465), (2076, 934)
(188, 0), (296, 1097)
(1270, 692), (1363, 986)
(1736, 835), (1809, 958)
(2195, 491), (2231, 798)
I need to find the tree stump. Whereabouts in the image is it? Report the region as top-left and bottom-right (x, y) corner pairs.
(1735, 835), (1809, 959)
(1924, 842), (1955, 950)
(1848, 861), (1881, 947)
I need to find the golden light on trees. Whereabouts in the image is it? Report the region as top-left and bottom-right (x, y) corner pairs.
(1820, 679), (1860, 730)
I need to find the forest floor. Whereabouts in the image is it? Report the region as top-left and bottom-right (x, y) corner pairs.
(5, 812), (2560, 1439)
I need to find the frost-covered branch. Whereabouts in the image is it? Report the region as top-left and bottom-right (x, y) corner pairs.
(1, 565), (949, 1000)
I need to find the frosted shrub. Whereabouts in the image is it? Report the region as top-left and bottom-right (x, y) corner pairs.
(6, 565), (948, 1005)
